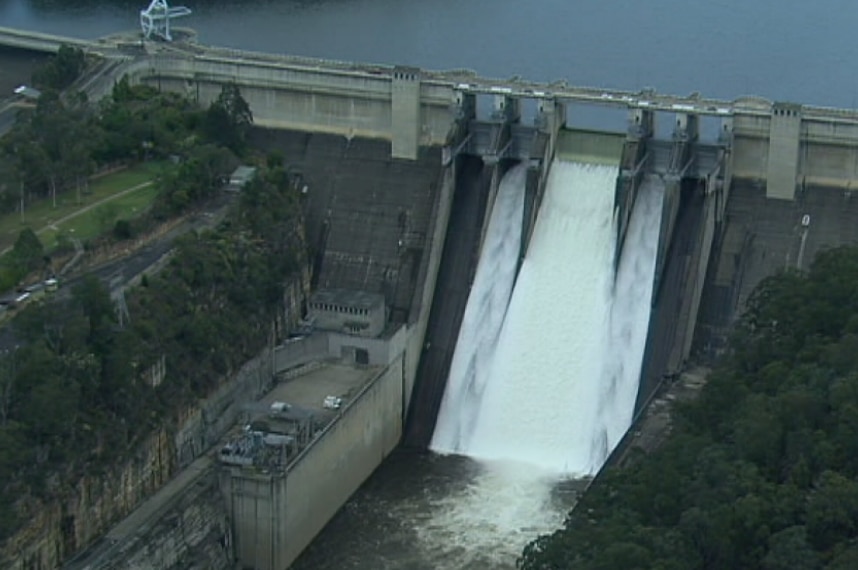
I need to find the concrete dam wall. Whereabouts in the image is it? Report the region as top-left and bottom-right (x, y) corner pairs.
(8, 23), (858, 568)
(125, 55), (456, 159)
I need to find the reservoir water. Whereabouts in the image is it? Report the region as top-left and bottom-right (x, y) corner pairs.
(2, 0), (858, 107)
(1, 0), (854, 566)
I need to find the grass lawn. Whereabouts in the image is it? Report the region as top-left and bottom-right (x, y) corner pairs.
(39, 183), (160, 250)
(0, 161), (164, 252)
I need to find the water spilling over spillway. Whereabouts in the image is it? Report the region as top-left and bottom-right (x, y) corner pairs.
(293, 162), (667, 570)
(430, 164), (527, 453)
(431, 161), (665, 475)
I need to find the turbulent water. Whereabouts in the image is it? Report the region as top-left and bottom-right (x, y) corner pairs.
(463, 161), (619, 475)
(412, 162), (665, 568)
(592, 174), (665, 454)
(430, 164), (527, 454)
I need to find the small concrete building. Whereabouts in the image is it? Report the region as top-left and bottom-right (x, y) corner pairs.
(308, 289), (386, 338)
(228, 165), (257, 190)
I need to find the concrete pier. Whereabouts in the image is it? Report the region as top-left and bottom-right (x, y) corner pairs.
(221, 362), (404, 570)
(6, 19), (858, 570)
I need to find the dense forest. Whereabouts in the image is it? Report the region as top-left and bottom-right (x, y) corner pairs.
(0, 45), (254, 290)
(0, 49), (305, 542)
(519, 247), (858, 570)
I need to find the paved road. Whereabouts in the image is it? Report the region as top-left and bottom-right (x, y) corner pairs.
(0, 194), (233, 351)
(58, 193), (234, 299)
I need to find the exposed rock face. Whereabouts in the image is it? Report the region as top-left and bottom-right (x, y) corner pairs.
(117, 479), (234, 570)
(3, 428), (175, 570)
(0, 272), (309, 569)
(77, 469), (234, 570)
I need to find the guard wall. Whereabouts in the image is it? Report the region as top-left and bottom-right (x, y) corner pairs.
(220, 356), (404, 570)
(129, 55), (456, 159)
(731, 108), (858, 197)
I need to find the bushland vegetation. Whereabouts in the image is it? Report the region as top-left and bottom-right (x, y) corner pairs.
(0, 49), (304, 547)
(519, 247), (858, 570)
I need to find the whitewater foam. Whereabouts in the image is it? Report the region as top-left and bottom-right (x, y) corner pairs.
(465, 161), (618, 475)
(430, 164), (527, 453)
(423, 161), (664, 567)
(591, 174), (665, 464)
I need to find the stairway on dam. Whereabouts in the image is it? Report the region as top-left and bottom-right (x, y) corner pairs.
(250, 130), (442, 321)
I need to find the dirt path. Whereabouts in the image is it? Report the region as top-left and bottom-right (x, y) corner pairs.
(0, 180), (154, 256)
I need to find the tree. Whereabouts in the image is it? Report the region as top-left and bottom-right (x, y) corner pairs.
(519, 248), (858, 569)
(0, 351), (17, 427)
(31, 45), (87, 91)
(828, 542), (858, 570)
(805, 471), (858, 551)
(204, 83), (253, 154)
(762, 526), (820, 570)
(12, 228), (44, 275)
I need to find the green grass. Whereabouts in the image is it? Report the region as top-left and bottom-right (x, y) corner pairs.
(39, 184), (160, 249)
(0, 161), (164, 252)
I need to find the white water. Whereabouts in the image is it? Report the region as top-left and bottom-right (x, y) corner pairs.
(430, 164), (527, 453)
(465, 161), (618, 475)
(592, 174), (665, 454)
(415, 460), (568, 569)
(422, 161), (664, 568)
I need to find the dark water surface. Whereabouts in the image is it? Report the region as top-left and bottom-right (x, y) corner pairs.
(2, 0), (858, 106)
(2, 1), (856, 567)
(290, 452), (585, 570)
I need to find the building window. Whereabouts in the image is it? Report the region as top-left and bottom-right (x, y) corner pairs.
(355, 349), (369, 365)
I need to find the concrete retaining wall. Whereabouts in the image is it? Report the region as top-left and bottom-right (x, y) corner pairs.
(130, 55), (456, 158)
(731, 110), (858, 194)
(221, 357), (405, 570)
(283, 360), (402, 565)
(404, 160), (456, 406)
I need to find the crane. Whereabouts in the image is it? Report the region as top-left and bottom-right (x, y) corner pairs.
(140, 0), (192, 42)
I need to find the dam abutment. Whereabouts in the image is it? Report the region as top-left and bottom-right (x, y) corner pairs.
(9, 22), (858, 569)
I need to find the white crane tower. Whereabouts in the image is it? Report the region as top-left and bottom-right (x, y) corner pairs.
(140, 0), (192, 42)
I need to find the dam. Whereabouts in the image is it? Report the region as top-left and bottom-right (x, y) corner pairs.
(4, 20), (858, 569)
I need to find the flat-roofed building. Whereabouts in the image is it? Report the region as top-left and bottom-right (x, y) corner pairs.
(228, 165), (257, 190)
(308, 288), (386, 338)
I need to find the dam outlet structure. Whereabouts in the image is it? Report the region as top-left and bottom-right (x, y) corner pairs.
(422, 158), (665, 565)
(435, 160), (664, 474)
(10, 19), (847, 569)
(430, 164), (527, 453)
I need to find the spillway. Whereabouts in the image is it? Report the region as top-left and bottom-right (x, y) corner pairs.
(294, 161), (666, 570)
(430, 164), (527, 453)
(593, 173), (665, 456)
(432, 160), (664, 475)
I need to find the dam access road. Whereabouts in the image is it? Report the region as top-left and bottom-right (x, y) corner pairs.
(3, 19), (858, 569)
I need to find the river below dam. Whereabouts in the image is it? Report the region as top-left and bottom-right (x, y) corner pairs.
(289, 452), (586, 570)
(3, 0), (857, 567)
